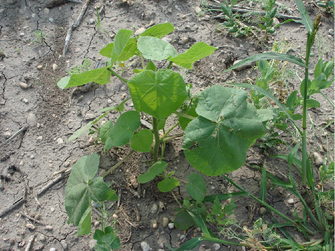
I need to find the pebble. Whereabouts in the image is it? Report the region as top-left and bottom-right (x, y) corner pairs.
(4, 130), (11, 138)
(152, 219), (158, 228)
(168, 223), (174, 229)
(27, 113), (37, 127)
(22, 98), (29, 104)
(313, 152), (323, 166)
(19, 32), (25, 37)
(50, 248), (56, 251)
(150, 203), (158, 214)
(89, 239), (97, 250)
(141, 241), (152, 251)
(194, 6), (202, 15)
(52, 63), (58, 71)
(37, 65), (43, 70)
(287, 198), (294, 204)
(45, 225), (53, 231)
(135, 27), (146, 36)
(26, 223), (36, 230)
(259, 207), (266, 215)
(35, 214), (41, 220)
(179, 234), (185, 240)
(158, 201), (165, 211)
(162, 217), (169, 227)
(89, 19), (95, 24)
(56, 138), (64, 144)
(84, 113), (95, 121)
(179, 37), (189, 45)
(213, 243), (220, 250)
(37, 136), (43, 141)
(121, 93), (127, 100)
(44, 8), (49, 14)
(329, 29), (334, 36)
(61, 240), (68, 250)
(19, 82), (29, 89)
(49, 18), (54, 23)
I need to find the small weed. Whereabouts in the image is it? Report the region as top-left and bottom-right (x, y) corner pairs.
(31, 30), (46, 44)
(66, 59), (92, 75)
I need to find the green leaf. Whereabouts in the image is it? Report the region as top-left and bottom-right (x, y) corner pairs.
(306, 99), (320, 108)
(138, 161), (168, 183)
(295, 0), (313, 33)
(65, 154), (117, 235)
(175, 237), (203, 251)
(169, 42), (217, 69)
(158, 177), (179, 192)
(183, 86), (266, 176)
(117, 38), (139, 62)
(100, 43), (114, 58)
(220, 3), (232, 16)
(145, 60), (156, 71)
(101, 111), (140, 150)
(140, 23), (175, 38)
(128, 69), (187, 119)
(186, 173), (206, 202)
(57, 76), (71, 89)
(223, 52), (306, 73)
(99, 121), (114, 144)
(93, 227), (121, 251)
(68, 121), (94, 142)
(314, 58), (323, 78)
(174, 210), (196, 230)
(59, 67), (111, 89)
(110, 29), (133, 65)
(137, 36), (178, 61)
(130, 129), (153, 152)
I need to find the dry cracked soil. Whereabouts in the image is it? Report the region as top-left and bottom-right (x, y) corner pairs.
(0, 0), (334, 250)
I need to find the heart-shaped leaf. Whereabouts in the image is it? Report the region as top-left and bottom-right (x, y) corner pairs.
(130, 129), (153, 152)
(138, 161), (168, 183)
(93, 227), (121, 251)
(140, 23), (175, 38)
(137, 36), (178, 61)
(158, 177), (179, 192)
(183, 86), (266, 176)
(186, 173), (206, 202)
(128, 69), (187, 119)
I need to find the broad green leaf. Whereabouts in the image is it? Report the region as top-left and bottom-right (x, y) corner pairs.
(169, 42), (217, 69)
(174, 210), (195, 230)
(65, 154), (118, 234)
(130, 129), (153, 152)
(256, 109), (273, 122)
(59, 67), (111, 89)
(101, 111), (140, 150)
(138, 161), (168, 183)
(110, 29), (133, 65)
(117, 38), (139, 61)
(186, 173), (206, 202)
(145, 60), (156, 71)
(57, 76), (71, 89)
(100, 43), (114, 58)
(68, 121), (93, 142)
(137, 36), (178, 61)
(158, 177), (179, 192)
(128, 69), (187, 119)
(306, 99), (320, 108)
(314, 58), (323, 78)
(183, 86), (266, 176)
(99, 121), (114, 144)
(295, 0), (313, 33)
(178, 105), (198, 130)
(223, 52), (306, 73)
(93, 227), (121, 251)
(140, 23), (175, 38)
(323, 60), (334, 78)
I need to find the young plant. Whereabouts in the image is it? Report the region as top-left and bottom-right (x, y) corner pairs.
(31, 30), (46, 44)
(258, 0), (278, 34)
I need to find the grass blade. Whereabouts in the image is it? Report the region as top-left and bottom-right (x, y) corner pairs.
(260, 163), (267, 202)
(203, 191), (247, 202)
(295, 0), (313, 33)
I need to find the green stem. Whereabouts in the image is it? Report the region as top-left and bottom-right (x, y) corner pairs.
(160, 122), (179, 140)
(162, 133), (184, 142)
(320, 90), (335, 108)
(107, 68), (129, 83)
(101, 150), (135, 178)
(174, 111), (196, 120)
(152, 117), (160, 162)
(167, 61), (173, 69)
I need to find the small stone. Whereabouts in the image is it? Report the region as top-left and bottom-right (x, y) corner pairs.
(44, 8), (49, 14)
(194, 6), (202, 15)
(329, 29), (334, 36)
(37, 65), (43, 70)
(4, 130), (11, 139)
(19, 82), (29, 89)
(49, 18), (54, 23)
(141, 241), (152, 251)
(89, 239), (97, 250)
(22, 98), (29, 104)
(179, 234), (185, 240)
(19, 32), (25, 37)
(50, 248), (56, 251)
(88, 136), (95, 144)
(84, 113), (95, 121)
(19, 160), (24, 166)
(27, 113), (37, 127)
(168, 223), (174, 229)
(179, 37), (189, 45)
(26, 223), (36, 230)
(121, 93), (127, 100)
(259, 207), (266, 215)
(150, 203), (158, 214)
(52, 63), (58, 71)
(120, 85), (127, 91)
(313, 152), (323, 166)
(213, 243), (220, 250)
(37, 136), (43, 141)
(89, 19), (95, 24)
(35, 214), (41, 220)
(61, 240), (68, 250)
(152, 219), (158, 228)
(56, 138), (64, 144)
(287, 198), (294, 204)
(45, 226), (53, 231)
(162, 217), (169, 227)
(135, 27), (146, 36)
(158, 201), (165, 211)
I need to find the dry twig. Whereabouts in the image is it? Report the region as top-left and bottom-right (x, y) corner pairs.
(37, 168), (71, 197)
(19, 211), (45, 225)
(24, 235), (35, 251)
(0, 197), (26, 217)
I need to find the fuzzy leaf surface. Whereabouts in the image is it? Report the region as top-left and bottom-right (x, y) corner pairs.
(169, 42), (217, 69)
(183, 86), (266, 176)
(137, 36), (178, 61)
(100, 111), (140, 150)
(65, 154), (117, 235)
(128, 69), (187, 119)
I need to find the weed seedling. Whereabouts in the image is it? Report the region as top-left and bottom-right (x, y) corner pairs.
(31, 30), (46, 44)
